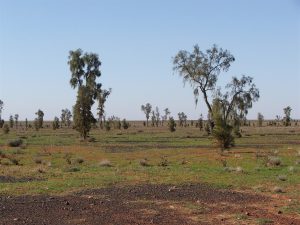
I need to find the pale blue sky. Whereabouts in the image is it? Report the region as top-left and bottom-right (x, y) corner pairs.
(0, 0), (299, 120)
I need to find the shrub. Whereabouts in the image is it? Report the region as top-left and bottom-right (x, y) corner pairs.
(122, 119), (129, 129)
(273, 186), (284, 193)
(158, 156), (168, 167)
(139, 159), (149, 167)
(0, 158), (11, 165)
(75, 157), (84, 164)
(168, 117), (176, 132)
(267, 156), (282, 166)
(277, 175), (287, 181)
(212, 122), (234, 150)
(3, 124), (9, 134)
(8, 139), (23, 147)
(34, 158), (43, 164)
(9, 157), (20, 165)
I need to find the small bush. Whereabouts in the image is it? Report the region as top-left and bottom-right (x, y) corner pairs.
(75, 157), (84, 164)
(273, 186), (284, 193)
(168, 117), (176, 132)
(34, 158), (43, 164)
(139, 159), (149, 167)
(9, 158), (20, 165)
(8, 139), (23, 147)
(277, 175), (287, 181)
(267, 156), (282, 166)
(99, 159), (112, 167)
(122, 119), (129, 129)
(158, 156), (168, 167)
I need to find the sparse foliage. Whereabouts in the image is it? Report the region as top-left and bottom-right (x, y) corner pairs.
(35, 109), (44, 129)
(178, 112), (187, 127)
(141, 103), (152, 127)
(96, 88), (111, 129)
(68, 49), (104, 139)
(52, 117), (60, 130)
(9, 115), (14, 128)
(168, 117), (176, 132)
(257, 113), (264, 127)
(283, 106), (292, 126)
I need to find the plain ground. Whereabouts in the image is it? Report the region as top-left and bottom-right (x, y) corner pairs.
(0, 121), (299, 224)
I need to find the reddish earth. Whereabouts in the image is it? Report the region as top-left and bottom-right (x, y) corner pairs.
(0, 183), (299, 225)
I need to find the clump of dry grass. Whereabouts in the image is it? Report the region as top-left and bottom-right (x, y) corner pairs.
(277, 175), (287, 181)
(99, 159), (112, 167)
(273, 186), (284, 193)
(158, 156), (168, 167)
(139, 158), (149, 167)
(34, 158), (43, 164)
(74, 157), (84, 164)
(267, 156), (282, 166)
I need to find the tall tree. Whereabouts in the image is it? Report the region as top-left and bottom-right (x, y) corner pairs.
(96, 87), (111, 129)
(257, 113), (264, 127)
(68, 49), (103, 139)
(9, 115), (14, 128)
(162, 108), (170, 126)
(283, 106), (292, 126)
(173, 44), (259, 149)
(35, 109), (44, 129)
(0, 100), (3, 121)
(141, 103), (152, 127)
(14, 114), (19, 129)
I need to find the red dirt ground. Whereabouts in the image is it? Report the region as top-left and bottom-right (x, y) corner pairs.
(0, 183), (299, 225)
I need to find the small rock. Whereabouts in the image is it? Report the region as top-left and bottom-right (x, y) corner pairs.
(65, 201), (70, 205)
(13, 218), (19, 221)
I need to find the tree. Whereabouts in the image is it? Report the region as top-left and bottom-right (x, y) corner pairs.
(173, 44), (259, 149)
(178, 112), (187, 127)
(52, 117), (60, 130)
(122, 119), (129, 129)
(68, 49), (102, 139)
(14, 114), (19, 129)
(257, 113), (264, 127)
(35, 109), (44, 129)
(73, 85), (96, 138)
(198, 114), (203, 131)
(173, 45), (259, 129)
(162, 108), (170, 126)
(9, 115), (14, 128)
(0, 100), (3, 121)
(155, 107), (160, 127)
(61, 109), (72, 127)
(283, 106), (292, 126)
(96, 88), (111, 129)
(168, 117), (176, 132)
(25, 118), (28, 130)
(141, 103), (152, 127)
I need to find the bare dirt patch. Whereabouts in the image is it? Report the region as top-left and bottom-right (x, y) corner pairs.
(0, 183), (299, 225)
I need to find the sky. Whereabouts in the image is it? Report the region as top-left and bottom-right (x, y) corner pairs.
(0, 0), (299, 120)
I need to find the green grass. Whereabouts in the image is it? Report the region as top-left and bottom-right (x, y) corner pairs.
(0, 124), (299, 200)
